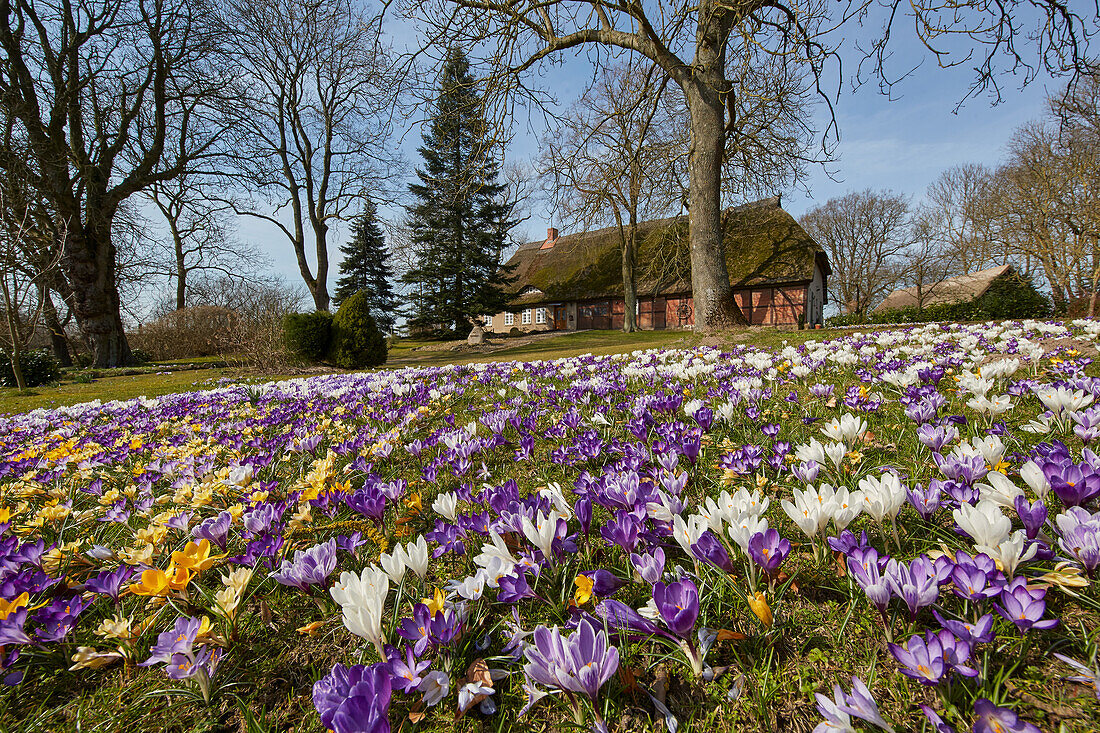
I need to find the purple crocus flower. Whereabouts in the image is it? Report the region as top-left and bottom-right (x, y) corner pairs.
(84, 565), (134, 602)
(1013, 496), (1047, 540)
(932, 610), (996, 645)
(396, 604), (433, 656)
(33, 595), (89, 643)
(835, 676), (896, 733)
(950, 553), (1004, 601)
(747, 529), (790, 575)
(690, 531), (735, 573)
(596, 599), (669, 639)
(192, 511), (232, 550)
(884, 555), (944, 621)
(584, 569), (628, 597)
(388, 647), (430, 694)
(1057, 506), (1100, 576)
(522, 619), (619, 702)
(994, 578), (1058, 632)
(907, 483), (943, 520)
(270, 539), (337, 592)
(312, 662), (392, 733)
(0, 608), (31, 647)
(972, 698), (1041, 733)
(1044, 460), (1100, 508)
(600, 509), (642, 552)
(846, 547), (890, 615)
(652, 579), (699, 637)
(888, 630), (977, 686)
(920, 705), (957, 733)
(630, 547), (665, 585)
(497, 571), (538, 605)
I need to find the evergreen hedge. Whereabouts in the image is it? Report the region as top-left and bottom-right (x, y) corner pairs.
(327, 291), (388, 369)
(283, 311), (334, 362)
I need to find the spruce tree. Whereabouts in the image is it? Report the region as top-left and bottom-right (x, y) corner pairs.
(334, 197), (400, 333)
(404, 48), (516, 338)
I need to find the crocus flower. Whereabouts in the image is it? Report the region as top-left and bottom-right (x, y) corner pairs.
(630, 548), (665, 585)
(747, 529), (791, 575)
(835, 676), (895, 733)
(652, 579), (699, 637)
(522, 618), (619, 702)
(396, 604), (434, 656)
(270, 539), (337, 592)
(330, 566), (389, 655)
(84, 565), (134, 602)
(972, 698), (1041, 733)
(388, 647), (429, 694)
(192, 511), (232, 550)
(994, 578), (1058, 632)
(888, 630), (977, 685)
(312, 662), (392, 733)
(690, 531), (735, 573)
(1053, 652), (1100, 701)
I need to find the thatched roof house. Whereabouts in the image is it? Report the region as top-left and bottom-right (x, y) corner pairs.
(874, 264), (1015, 313)
(482, 196), (830, 332)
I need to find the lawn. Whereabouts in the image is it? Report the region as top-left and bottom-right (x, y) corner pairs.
(3, 327), (847, 416)
(1, 320), (1098, 733)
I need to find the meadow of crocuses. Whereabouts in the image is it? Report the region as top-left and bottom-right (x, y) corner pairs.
(2, 320), (1100, 733)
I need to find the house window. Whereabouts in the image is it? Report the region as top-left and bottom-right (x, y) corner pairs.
(504, 312), (514, 326)
(535, 307), (546, 324)
(521, 309), (532, 324)
(483, 315), (493, 327)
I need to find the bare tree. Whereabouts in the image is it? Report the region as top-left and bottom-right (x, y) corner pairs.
(0, 0), (231, 366)
(799, 190), (913, 316)
(218, 0), (400, 312)
(921, 164), (1005, 274)
(993, 118), (1100, 313)
(147, 177), (268, 311)
(0, 187), (63, 389)
(403, 0), (1097, 331)
(540, 61), (684, 332)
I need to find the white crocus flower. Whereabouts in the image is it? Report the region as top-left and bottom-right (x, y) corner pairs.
(1020, 460), (1051, 499)
(672, 513), (708, 555)
(726, 512), (769, 552)
(521, 510), (564, 560)
(379, 546), (408, 584)
(330, 566), (389, 655)
(419, 670), (451, 706)
(820, 413), (867, 445)
(857, 473), (905, 523)
(781, 485), (831, 540)
(980, 472), (1024, 508)
(1036, 386), (1093, 415)
(432, 492), (459, 521)
(981, 530), (1038, 578)
(953, 501), (1012, 549)
(403, 536), (430, 579)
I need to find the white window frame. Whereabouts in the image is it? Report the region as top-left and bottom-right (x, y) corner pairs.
(483, 314), (493, 327)
(504, 312), (514, 326)
(521, 309), (532, 325)
(535, 307), (546, 324)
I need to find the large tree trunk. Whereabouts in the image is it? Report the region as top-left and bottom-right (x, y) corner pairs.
(40, 287), (72, 367)
(63, 220), (132, 368)
(682, 39), (748, 332)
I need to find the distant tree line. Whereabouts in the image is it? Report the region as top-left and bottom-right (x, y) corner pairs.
(799, 73), (1100, 319)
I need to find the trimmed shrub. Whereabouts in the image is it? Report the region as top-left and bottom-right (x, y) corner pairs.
(130, 349), (153, 366)
(1, 349), (61, 388)
(328, 291), (387, 369)
(283, 310), (334, 362)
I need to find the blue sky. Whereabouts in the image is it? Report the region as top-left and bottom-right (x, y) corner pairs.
(200, 21), (1061, 309)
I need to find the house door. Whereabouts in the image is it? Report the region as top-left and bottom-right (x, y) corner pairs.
(552, 306), (567, 330)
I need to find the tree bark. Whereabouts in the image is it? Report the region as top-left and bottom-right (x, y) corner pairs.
(682, 26), (748, 332)
(175, 228), (187, 310)
(64, 220), (133, 368)
(40, 288), (72, 367)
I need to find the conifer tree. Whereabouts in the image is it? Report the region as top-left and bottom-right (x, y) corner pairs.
(403, 48), (516, 338)
(334, 197), (400, 333)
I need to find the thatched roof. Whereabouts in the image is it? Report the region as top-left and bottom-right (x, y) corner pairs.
(504, 196), (828, 304)
(874, 264), (1014, 312)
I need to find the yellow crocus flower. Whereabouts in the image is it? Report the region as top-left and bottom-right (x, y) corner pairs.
(748, 592), (773, 628)
(573, 574), (594, 606)
(0, 592), (29, 620)
(129, 568), (171, 597)
(423, 588), (445, 616)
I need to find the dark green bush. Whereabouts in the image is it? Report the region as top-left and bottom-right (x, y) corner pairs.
(0, 349), (61, 388)
(328, 291), (387, 369)
(283, 310), (334, 362)
(130, 348), (152, 366)
(827, 271), (1052, 327)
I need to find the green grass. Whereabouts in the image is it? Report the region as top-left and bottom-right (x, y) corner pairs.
(1, 328), (851, 416)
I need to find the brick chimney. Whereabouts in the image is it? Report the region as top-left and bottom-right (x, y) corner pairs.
(540, 227), (559, 250)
